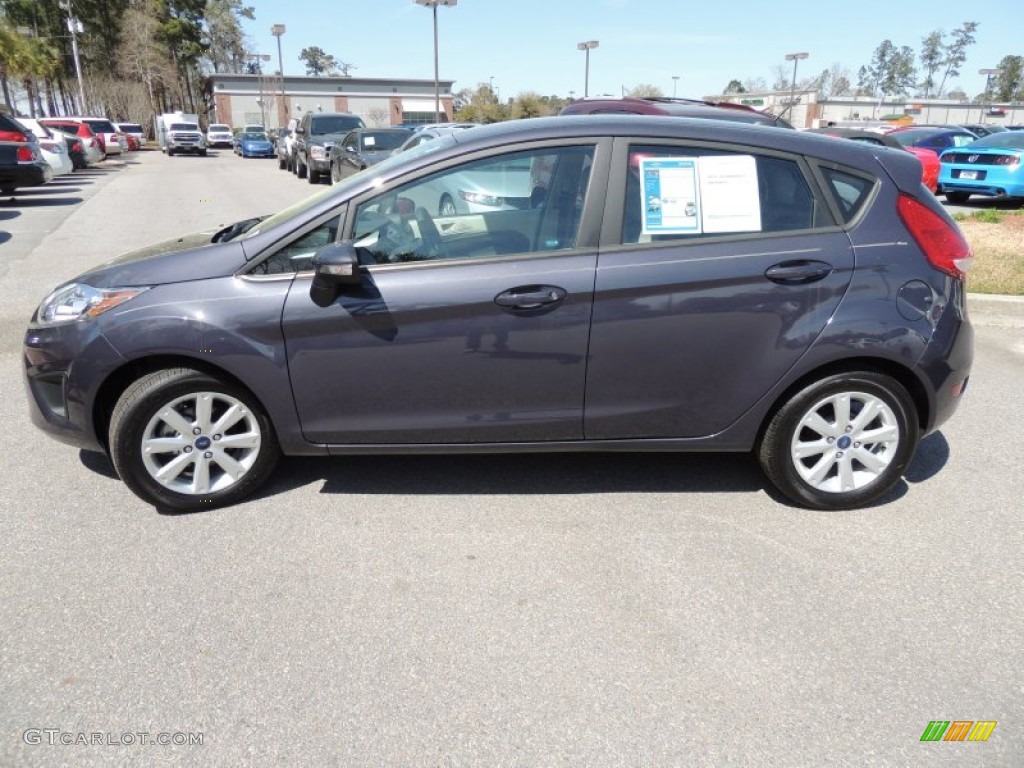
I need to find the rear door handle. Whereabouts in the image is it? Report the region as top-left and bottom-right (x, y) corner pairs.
(764, 260), (833, 285)
(494, 285), (567, 310)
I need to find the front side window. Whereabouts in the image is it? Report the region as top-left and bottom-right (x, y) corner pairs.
(621, 145), (821, 244)
(351, 145), (594, 265)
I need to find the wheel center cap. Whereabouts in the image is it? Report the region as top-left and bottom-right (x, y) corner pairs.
(837, 435), (852, 450)
(194, 436), (212, 450)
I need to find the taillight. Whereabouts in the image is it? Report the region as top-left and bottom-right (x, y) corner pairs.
(993, 155), (1020, 166)
(16, 145), (34, 162)
(897, 194), (973, 279)
(0, 130), (28, 142)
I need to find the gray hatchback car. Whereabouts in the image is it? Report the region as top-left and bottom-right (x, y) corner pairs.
(24, 116), (974, 512)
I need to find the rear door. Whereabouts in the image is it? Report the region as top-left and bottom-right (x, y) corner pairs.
(584, 138), (855, 439)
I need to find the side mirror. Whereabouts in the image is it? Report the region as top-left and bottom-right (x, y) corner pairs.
(294, 126), (305, 135)
(310, 242), (361, 307)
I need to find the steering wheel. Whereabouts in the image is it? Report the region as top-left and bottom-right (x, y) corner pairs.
(415, 207), (444, 258)
(373, 217), (419, 263)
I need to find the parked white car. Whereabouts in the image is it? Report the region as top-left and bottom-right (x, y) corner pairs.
(207, 123), (234, 149)
(17, 118), (74, 177)
(116, 122), (145, 149)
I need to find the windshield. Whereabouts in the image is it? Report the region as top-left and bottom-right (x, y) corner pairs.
(361, 131), (409, 151)
(244, 133), (458, 239)
(84, 119), (117, 133)
(310, 116), (364, 135)
(971, 132), (1024, 149)
(170, 123), (199, 131)
(119, 123), (142, 132)
(241, 133), (268, 141)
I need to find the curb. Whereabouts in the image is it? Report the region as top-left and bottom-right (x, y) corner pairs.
(967, 292), (1024, 328)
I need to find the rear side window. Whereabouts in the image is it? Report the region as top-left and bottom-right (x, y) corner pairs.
(820, 167), (874, 223)
(621, 145), (823, 244)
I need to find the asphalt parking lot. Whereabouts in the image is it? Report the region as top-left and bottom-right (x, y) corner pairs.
(1, 149), (1021, 766)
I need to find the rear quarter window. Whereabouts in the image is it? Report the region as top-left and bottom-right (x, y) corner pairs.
(819, 167), (875, 223)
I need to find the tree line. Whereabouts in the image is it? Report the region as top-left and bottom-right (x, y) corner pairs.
(1, 0), (253, 127)
(724, 22), (1023, 103)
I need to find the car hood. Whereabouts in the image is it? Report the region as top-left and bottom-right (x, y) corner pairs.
(309, 132), (350, 145)
(74, 224), (257, 287)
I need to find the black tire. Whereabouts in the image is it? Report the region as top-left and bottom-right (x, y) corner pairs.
(296, 156), (307, 179)
(757, 372), (918, 510)
(109, 368), (280, 512)
(199, 149), (207, 157)
(167, 148), (175, 157)
(278, 154), (286, 170)
(307, 166), (319, 184)
(945, 191), (970, 204)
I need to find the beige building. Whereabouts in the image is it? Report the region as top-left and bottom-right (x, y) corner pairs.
(715, 90), (1023, 129)
(203, 73), (456, 129)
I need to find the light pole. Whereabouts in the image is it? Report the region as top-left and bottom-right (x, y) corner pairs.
(784, 52), (809, 125)
(577, 40), (599, 97)
(415, 0), (457, 123)
(271, 24), (287, 124)
(58, 0), (86, 112)
(979, 68), (1003, 123)
(672, 75), (679, 98)
(250, 53), (271, 126)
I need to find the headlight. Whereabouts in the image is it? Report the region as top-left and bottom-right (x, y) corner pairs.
(36, 283), (149, 325)
(310, 145), (326, 161)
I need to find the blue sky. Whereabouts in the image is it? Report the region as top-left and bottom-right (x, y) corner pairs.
(241, 0), (1020, 100)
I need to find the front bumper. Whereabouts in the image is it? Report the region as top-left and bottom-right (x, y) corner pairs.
(23, 322), (125, 452)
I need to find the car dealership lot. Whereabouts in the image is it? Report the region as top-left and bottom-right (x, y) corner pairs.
(1, 149), (1021, 765)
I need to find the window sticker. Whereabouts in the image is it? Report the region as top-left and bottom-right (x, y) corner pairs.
(698, 155), (762, 233)
(640, 158), (700, 235)
(639, 155), (762, 236)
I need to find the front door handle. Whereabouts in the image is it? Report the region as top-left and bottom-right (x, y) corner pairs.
(494, 285), (567, 310)
(764, 260), (833, 285)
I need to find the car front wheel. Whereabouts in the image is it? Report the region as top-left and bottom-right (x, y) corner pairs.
(758, 372), (918, 510)
(109, 368), (280, 511)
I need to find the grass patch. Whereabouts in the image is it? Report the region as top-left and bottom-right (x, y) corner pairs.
(959, 210), (1024, 295)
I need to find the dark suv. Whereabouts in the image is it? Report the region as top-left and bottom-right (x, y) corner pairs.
(292, 111), (365, 184)
(24, 115), (972, 512)
(560, 96), (792, 128)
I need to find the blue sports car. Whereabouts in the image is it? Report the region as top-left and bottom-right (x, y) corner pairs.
(938, 131), (1024, 204)
(235, 132), (275, 158)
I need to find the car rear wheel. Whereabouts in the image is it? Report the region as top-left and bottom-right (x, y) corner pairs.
(758, 372), (918, 510)
(945, 191), (970, 204)
(296, 157), (307, 179)
(109, 368), (280, 512)
(308, 167), (319, 184)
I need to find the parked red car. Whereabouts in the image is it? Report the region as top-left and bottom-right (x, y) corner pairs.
(807, 128), (940, 194)
(39, 118), (104, 158)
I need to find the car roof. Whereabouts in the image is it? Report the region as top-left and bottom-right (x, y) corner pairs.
(402, 115), (894, 175)
(560, 97), (791, 128)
